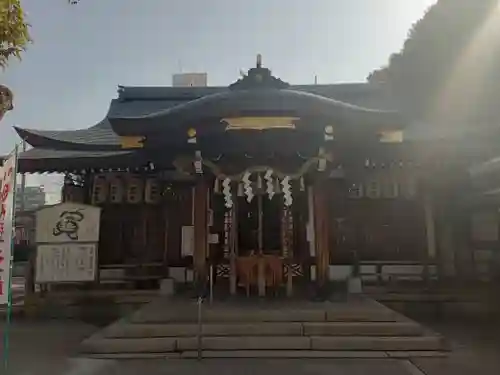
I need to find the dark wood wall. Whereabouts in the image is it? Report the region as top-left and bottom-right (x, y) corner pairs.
(98, 204), (168, 265)
(325, 178), (426, 263)
(86, 174), (194, 267)
(90, 172), (426, 267)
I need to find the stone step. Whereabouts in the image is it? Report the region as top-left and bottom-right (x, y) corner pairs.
(104, 321), (422, 338)
(85, 350), (448, 359)
(81, 335), (446, 354)
(104, 322), (303, 337)
(179, 350), (448, 359)
(309, 336), (446, 351)
(303, 322), (422, 337)
(131, 308), (400, 323)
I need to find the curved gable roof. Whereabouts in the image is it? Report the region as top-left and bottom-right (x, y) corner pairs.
(14, 119), (119, 151)
(15, 82), (399, 150)
(108, 88), (403, 135)
(14, 97), (189, 150)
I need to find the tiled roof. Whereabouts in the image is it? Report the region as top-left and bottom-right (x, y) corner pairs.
(18, 148), (132, 160)
(15, 119), (118, 150)
(17, 148), (142, 174)
(14, 83), (396, 150)
(14, 98), (189, 150)
(116, 83), (396, 111)
(109, 88), (402, 136)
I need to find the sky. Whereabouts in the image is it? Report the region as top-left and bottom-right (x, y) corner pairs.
(1, 0), (437, 198)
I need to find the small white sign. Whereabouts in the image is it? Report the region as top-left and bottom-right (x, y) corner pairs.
(36, 203), (101, 243)
(36, 243), (97, 283)
(208, 233), (219, 244)
(181, 225), (194, 256)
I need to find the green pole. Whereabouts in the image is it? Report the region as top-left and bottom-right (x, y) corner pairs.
(2, 143), (20, 371)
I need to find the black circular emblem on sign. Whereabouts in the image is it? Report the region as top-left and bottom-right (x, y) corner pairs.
(52, 209), (84, 241)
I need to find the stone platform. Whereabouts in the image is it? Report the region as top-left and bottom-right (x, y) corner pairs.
(80, 297), (448, 359)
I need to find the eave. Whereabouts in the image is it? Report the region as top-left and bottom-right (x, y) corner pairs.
(14, 119), (121, 151)
(109, 89), (405, 136)
(17, 148), (149, 174)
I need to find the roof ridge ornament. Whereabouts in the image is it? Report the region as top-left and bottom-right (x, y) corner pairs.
(229, 54), (289, 91)
(256, 53), (262, 68)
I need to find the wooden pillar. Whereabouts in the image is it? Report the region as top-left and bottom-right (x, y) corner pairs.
(453, 207), (474, 282)
(282, 205), (294, 296)
(423, 192), (437, 284)
(162, 203), (169, 267)
(424, 195), (437, 259)
(229, 203), (237, 296)
(193, 179), (209, 289)
(313, 180), (330, 287)
(436, 212), (456, 280)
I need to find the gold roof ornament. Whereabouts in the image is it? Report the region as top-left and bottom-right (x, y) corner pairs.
(229, 55), (289, 90)
(223, 117), (298, 131)
(119, 136), (145, 149)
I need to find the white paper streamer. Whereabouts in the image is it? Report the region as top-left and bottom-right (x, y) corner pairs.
(242, 171), (254, 203)
(281, 176), (293, 206)
(264, 169), (275, 200)
(222, 178), (233, 208)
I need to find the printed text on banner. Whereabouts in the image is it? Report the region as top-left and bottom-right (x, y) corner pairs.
(0, 154), (16, 304)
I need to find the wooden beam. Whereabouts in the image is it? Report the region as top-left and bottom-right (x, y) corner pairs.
(423, 193), (437, 258)
(193, 179), (209, 288)
(313, 180), (330, 286)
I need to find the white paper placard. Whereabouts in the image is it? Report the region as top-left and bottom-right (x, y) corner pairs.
(181, 225), (194, 256)
(36, 203), (101, 243)
(36, 243), (97, 283)
(208, 233), (219, 244)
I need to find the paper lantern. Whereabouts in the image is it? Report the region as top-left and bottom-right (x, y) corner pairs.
(109, 177), (125, 203)
(91, 175), (108, 205)
(127, 176), (144, 204)
(145, 178), (161, 204)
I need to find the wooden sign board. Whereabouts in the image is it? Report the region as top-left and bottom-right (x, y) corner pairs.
(36, 203), (101, 244)
(35, 243), (97, 283)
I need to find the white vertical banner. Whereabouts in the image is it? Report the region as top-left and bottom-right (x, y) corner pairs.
(0, 149), (18, 304)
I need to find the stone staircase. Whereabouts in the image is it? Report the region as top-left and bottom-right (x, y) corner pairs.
(80, 297), (449, 359)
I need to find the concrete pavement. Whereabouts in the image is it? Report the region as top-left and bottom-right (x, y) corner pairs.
(1, 319), (500, 374)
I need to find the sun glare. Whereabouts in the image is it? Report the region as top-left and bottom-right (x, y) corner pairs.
(430, 1), (500, 125)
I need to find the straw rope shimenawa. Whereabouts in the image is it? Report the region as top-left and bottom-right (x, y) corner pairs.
(172, 151), (334, 180)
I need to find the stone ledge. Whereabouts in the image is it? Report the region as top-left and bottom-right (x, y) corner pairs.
(79, 350), (448, 360)
(105, 322), (304, 338)
(310, 336), (445, 351)
(386, 351), (448, 358)
(83, 353), (182, 359)
(325, 310), (399, 322)
(303, 322), (422, 336)
(80, 337), (177, 354)
(177, 336), (311, 351)
(179, 350), (390, 358)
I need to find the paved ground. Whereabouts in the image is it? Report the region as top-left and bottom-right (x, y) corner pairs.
(0, 320), (96, 375)
(1, 318), (500, 374)
(411, 320), (500, 375)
